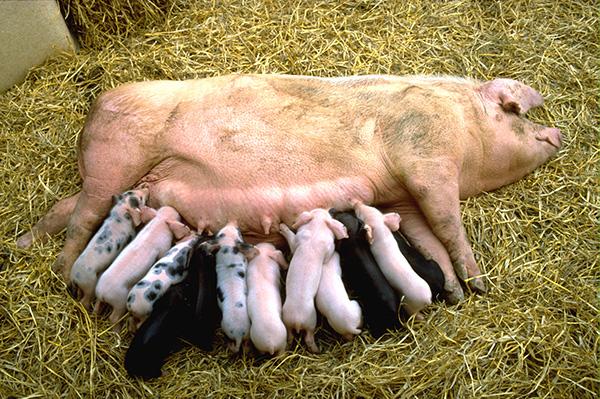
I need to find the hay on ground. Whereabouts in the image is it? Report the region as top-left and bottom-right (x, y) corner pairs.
(0, 0), (598, 397)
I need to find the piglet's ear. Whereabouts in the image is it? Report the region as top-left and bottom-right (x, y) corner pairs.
(382, 213), (401, 232)
(239, 243), (259, 262)
(199, 240), (220, 255)
(167, 220), (191, 240)
(140, 206), (157, 224)
(129, 207), (143, 227)
(292, 211), (313, 229)
(270, 250), (289, 270)
(326, 218), (349, 240)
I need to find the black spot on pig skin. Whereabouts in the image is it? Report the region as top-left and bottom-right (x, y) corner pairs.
(153, 281), (163, 290)
(127, 293), (135, 304)
(128, 197), (140, 208)
(97, 229), (112, 243)
(228, 263), (237, 268)
(216, 287), (224, 302)
(115, 217), (122, 223)
(145, 289), (158, 302)
(222, 247), (230, 254)
(136, 280), (150, 288)
(235, 302), (243, 308)
(168, 264), (185, 278)
(237, 271), (245, 279)
(175, 254), (186, 265)
(124, 213), (132, 221)
(232, 247), (240, 254)
(106, 244), (112, 253)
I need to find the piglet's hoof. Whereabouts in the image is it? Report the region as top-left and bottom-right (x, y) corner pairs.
(16, 232), (34, 249)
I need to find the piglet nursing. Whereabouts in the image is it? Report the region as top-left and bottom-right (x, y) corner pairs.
(201, 222), (257, 353)
(331, 210), (401, 337)
(125, 240), (220, 378)
(279, 209), (348, 353)
(247, 243), (288, 356)
(69, 188), (148, 309)
(315, 251), (362, 340)
(126, 232), (202, 329)
(94, 206), (189, 326)
(353, 202), (432, 316)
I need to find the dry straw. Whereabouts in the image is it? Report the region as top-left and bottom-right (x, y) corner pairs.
(1, 0), (598, 397)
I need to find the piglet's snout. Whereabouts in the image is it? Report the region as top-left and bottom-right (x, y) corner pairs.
(536, 127), (562, 149)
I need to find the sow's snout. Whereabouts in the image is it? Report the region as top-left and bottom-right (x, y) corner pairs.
(536, 127), (562, 149)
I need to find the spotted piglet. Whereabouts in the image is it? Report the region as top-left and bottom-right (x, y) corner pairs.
(279, 209), (348, 353)
(69, 188), (148, 309)
(315, 251), (362, 340)
(247, 243), (288, 356)
(126, 232), (202, 330)
(353, 202), (432, 316)
(201, 222), (258, 353)
(125, 240), (219, 379)
(94, 206), (190, 327)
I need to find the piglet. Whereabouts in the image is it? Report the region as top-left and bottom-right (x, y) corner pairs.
(315, 251), (362, 340)
(69, 188), (148, 309)
(393, 231), (446, 301)
(201, 222), (258, 353)
(126, 232), (202, 330)
(279, 208), (348, 353)
(124, 240), (220, 379)
(330, 210), (402, 337)
(94, 206), (189, 326)
(353, 202), (432, 316)
(247, 243), (288, 356)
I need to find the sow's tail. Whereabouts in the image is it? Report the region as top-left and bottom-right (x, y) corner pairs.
(16, 192), (80, 248)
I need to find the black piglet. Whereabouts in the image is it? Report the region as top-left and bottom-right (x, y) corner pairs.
(124, 238), (220, 379)
(330, 210), (402, 337)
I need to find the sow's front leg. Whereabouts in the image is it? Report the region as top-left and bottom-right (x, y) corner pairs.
(402, 161), (486, 296)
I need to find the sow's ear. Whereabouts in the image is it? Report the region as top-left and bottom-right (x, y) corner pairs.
(382, 213), (401, 232)
(292, 211), (313, 229)
(479, 78), (544, 115)
(269, 250), (289, 270)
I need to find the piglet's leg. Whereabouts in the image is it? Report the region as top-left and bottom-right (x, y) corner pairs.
(403, 163), (486, 296)
(17, 192), (80, 248)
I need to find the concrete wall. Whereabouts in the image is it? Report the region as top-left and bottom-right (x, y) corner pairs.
(0, 0), (78, 92)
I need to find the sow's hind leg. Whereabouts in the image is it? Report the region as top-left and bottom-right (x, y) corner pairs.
(17, 192), (80, 248)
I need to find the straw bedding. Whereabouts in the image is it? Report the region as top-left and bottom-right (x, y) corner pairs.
(1, 0), (598, 397)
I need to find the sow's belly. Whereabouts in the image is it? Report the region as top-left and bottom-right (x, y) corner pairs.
(142, 159), (393, 245)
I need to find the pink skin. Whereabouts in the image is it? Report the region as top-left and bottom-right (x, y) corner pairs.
(93, 206), (188, 328)
(353, 202), (432, 316)
(247, 243), (289, 356)
(280, 209), (348, 353)
(315, 251), (362, 340)
(19, 75), (562, 304)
